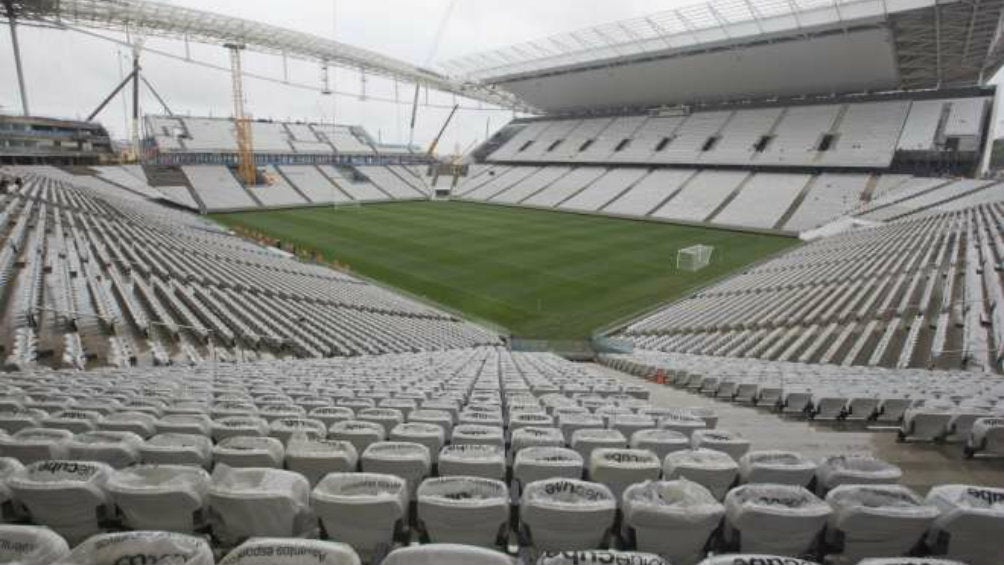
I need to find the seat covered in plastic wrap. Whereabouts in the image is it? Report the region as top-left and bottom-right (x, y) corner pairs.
(329, 420), (387, 455)
(824, 484), (940, 563)
(925, 484), (1004, 565)
(451, 425), (505, 449)
(66, 431), (144, 469)
(284, 435), (358, 486)
(7, 460), (112, 544)
(513, 447), (584, 488)
(390, 423), (446, 463)
(105, 464), (210, 532)
(417, 476), (509, 547)
(697, 555), (821, 565)
(570, 429), (626, 461)
(139, 433), (213, 468)
(815, 455), (902, 494)
(738, 451), (817, 487)
(536, 550), (670, 565)
(623, 479), (724, 565)
(212, 436), (284, 469)
(381, 543), (516, 565)
(663, 449), (739, 500)
(0, 524), (69, 564)
(519, 478), (616, 552)
(588, 448), (660, 501)
(311, 472), (407, 560)
(438, 444), (506, 481)
(61, 530), (213, 565)
(724, 483), (831, 557)
(207, 464), (314, 545)
(630, 429), (690, 461)
(0, 428), (72, 463)
(692, 429), (750, 461)
(217, 537), (360, 565)
(360, 441), (431, 500)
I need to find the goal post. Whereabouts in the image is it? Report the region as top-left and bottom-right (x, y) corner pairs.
(677, 244), (714, 271)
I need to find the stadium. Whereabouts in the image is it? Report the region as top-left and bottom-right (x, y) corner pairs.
(0, 0), (1002, 563)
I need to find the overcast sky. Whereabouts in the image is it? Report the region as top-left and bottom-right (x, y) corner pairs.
(0, 0), (999, 154)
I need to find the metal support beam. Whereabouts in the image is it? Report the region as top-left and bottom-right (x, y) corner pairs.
(87, 68), (138, 122)
(140, 75), (173, 116)
(4, 2), (30, 116)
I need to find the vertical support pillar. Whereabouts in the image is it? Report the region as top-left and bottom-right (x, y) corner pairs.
(4, 2), (30, 116)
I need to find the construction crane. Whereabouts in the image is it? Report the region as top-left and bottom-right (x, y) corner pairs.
(225, 43), (256, 186)
(426, 104), (459, 157)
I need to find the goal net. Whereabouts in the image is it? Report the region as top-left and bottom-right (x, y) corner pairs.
(676, 244), (714, 271)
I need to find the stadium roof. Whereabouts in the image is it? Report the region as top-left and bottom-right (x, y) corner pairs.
(10, 0), (530, 111)
(440, 0), (1004, 113)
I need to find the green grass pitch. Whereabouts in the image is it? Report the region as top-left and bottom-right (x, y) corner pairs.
(213, 201), (799, 340)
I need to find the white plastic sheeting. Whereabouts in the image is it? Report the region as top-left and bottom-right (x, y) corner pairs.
(570, 429), (627, 461)
(511, 428), (566, 456)
(139, 433), (213, 468)
(738, 451), (817, 487)
(284, 435), (358, 487)
(212, 436), (285, 469)
(437, 444), (506, 481)
(692, 430), (750, 461)
(360, 442), (432, 499)
(105, 464), (210, 532)
(208, 465), (314, 545)
(698, 555), (821, 565)
(63, 531), (213, 565)
(825, 484), (940, 563)
(630, 429), (690, 461)
(381, 543), (516, 565)
(520, 478), (616, 551)
(0, 428), (72, 463)
(0, 457), (23, 516)
(417, 476), (509, 547)
(968, 417), (1004, 455)
(217, 538), (360, 565)
(66, 431), (144, 469)
(623, 479), (724, 565)
(513, 447), (584, 486)
(310, 472), (407, 558)
(815, 455), (902, 494)
(724, 484), (831, 557)
(390, 423), (446, 463)
(663, 449), (739, 500)
(0, 525), (69, 564)
(925, 484), (1004, 565)
(329, 421), (387, 455)
(588, 448), (661, 501)
(537, 550), (670, 565)
(8, 460), (112, 544)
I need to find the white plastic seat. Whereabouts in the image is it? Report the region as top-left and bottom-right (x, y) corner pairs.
(537, 550), (669, 565)
(588, 448), (660, 501)
(724, 483), (831, 557)
(211, 416), (269, 442)
(268, 417), (326, 444)
(966, 417), (1004, 457)
(139, 433), (213, 468)
(208, 464), (314, 545)
(738, 450), (817, 487)
(308, 406), (355, 428)
(0, 428), (71, 463)
(329, 420), (387, 455)
(630, 429), (690, 461)
(40, 410), (101, 434)
(212, 436), (284, 468)
(417, 476), (509, 547)
(510, 427), (565, 456)
(0, 524), (70, 564)
(438, 444), (506, 481)
(570, 429), (626, 461)
(509, 413), (554, 433)
(925, 484), (1004, 565)
(381, 543), (516, 565)
(451, 425), (505, 449)
(825, 484), (940, 563)
(0, 457), (24, 520)
(663, 449), (739, 500)
(311, 472), (407, 559)
(0, 408), (45, 434)
(217, 538), (360, 565)
(658, 412), (707, 438)
(357, 408), (405, 435)
(284, 435), (358, 486)
(623, 479), (724, 565)
(155, 414), (213, 436)
(64, 530), (214, 565)
(408, 409), (454, 439)
(105, 464), (210, 532)
(697, 555), (821, 565)
(815, 455), (902, 494)
(901, 402), (955, 441)
(856, 559), (967, 565)
(390, 422), (446, 463)
(97, 412), (157, 438)
(609, 414), (655, 439)
(7, 460), (112, 544)
(520, 478), (616, 552)
(558, 414), (605, 444)
(360, 441), (431, 499)
(692, 429), (750, 461)
(513, 447), (584, 487)
(66, 431), (144, 469)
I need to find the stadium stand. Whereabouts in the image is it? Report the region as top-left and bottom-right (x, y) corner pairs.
(0, 166), (500, 370)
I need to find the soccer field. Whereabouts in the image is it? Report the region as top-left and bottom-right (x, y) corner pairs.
(213, 202), (799, 340)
